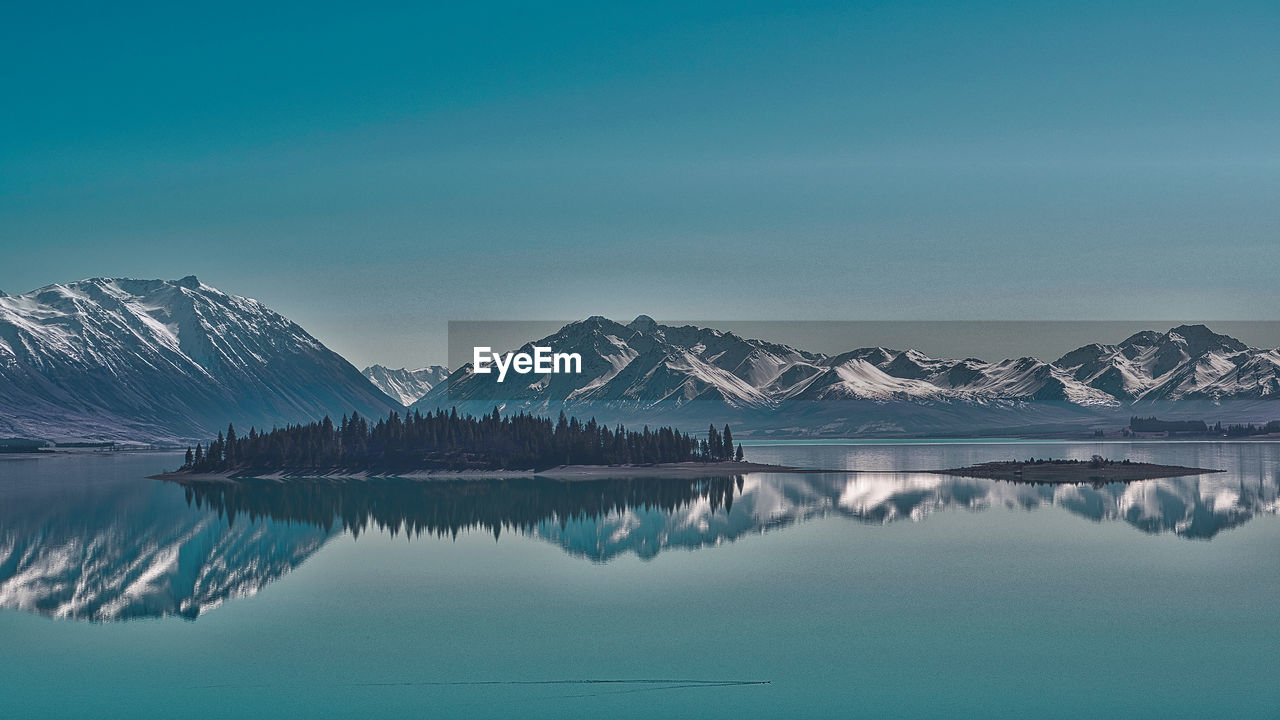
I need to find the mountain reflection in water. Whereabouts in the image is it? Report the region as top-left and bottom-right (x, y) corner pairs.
(177, 469), (1278, 560)
(1, 463), (1276, 622)
(0, 465), (331, 622)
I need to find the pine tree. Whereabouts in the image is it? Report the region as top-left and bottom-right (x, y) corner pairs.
(735, 443), (744, 462)
(225, 424), (237, 465)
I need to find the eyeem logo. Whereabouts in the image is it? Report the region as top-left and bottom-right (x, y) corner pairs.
(473, 346), (583, 382)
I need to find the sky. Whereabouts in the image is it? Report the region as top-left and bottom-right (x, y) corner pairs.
(3, 1), (1278, 368)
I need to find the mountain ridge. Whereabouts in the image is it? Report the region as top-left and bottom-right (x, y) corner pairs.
(0, 276), (400, 442)
(3, 277), (1277, 442)
(413, 318), (1280, 434)
(361, 364), (449, 406)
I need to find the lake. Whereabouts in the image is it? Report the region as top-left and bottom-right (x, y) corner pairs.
(1, 440), (1278, 718)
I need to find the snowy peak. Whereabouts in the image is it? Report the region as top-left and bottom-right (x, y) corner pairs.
(800, 347), (1116, 407)
(415, 316), (824, 414)
(1152, 324), (1247, 357)
(7, 289), (1273, 443)
(1055, 324), (1267, 403)
(0, 276), (400, 441)
(416, 318), (1276, 426)
(362, 364), (449, 406)
(627, 314), (658, 332)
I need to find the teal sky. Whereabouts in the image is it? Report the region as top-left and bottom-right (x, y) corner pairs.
(3, 1), (1278, 368)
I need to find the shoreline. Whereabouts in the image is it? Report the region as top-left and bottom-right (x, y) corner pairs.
(149, 457), (1225, 484)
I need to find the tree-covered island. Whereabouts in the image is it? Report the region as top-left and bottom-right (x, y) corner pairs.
(171, 407), (763, 478)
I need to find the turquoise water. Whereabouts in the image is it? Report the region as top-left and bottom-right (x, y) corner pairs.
(1, 442), (1278, 718)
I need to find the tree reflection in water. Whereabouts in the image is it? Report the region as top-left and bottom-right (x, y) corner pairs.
(176, 475), (746, 542)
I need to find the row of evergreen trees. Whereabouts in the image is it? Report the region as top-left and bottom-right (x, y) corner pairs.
(1129, 416), (1279, 437)
(1129, 416), (1209, 433)
(1219, 420), (1280, 437)
(182, 407), (744, 473)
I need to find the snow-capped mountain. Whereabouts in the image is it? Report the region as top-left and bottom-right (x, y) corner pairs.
(414, 317), (1278, 434)
(5, 281), (1276, 442)
(414, 315), (825, 416)
(362, 364), (449, 406)
(789, 349), (1118, 406)
(0, 276), (400, 442)
(1055, 324), (1280, 403)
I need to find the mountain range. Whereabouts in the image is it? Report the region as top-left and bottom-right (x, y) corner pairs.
(2, 277), (1277, 442)
(416, 316), (1280, 435)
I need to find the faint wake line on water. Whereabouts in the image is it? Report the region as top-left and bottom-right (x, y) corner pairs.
(544, 681), (769, 699)
(186, 678), (771, 693)
(348, 679), (770, 687)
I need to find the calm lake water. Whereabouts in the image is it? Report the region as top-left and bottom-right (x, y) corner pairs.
(1, 440), (1278, 719)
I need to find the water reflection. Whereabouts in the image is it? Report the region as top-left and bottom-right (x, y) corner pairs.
(2, 461), (1276, 621)
(179, 475), (742, 546)
(535, 470), (1278, 560)
(173, 468), (1280, 564)
(0, 465), (332, 622)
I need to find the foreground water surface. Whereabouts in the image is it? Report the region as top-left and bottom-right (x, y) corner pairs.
(1, 440), (1277, 718)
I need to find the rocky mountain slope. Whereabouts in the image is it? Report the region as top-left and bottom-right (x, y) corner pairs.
(0, 276), (399, 442)
(361, 364), (448, 406)
(414, 318), (1280, 434)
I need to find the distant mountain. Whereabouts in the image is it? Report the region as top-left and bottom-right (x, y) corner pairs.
(361, 364), (448, 406)
(5, 281), (1277, 442)
(414, 318), (1280, 434)
(0, 276), (400, 442)
(1054, 324), (1280, 403)
(415, 315), (825, 416)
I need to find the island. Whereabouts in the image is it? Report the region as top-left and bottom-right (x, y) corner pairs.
(153, 408), (817, 481)
(151, 460), (820, 481)
(153, 410), (1222, 484)
(939, 456), (1221, 484)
